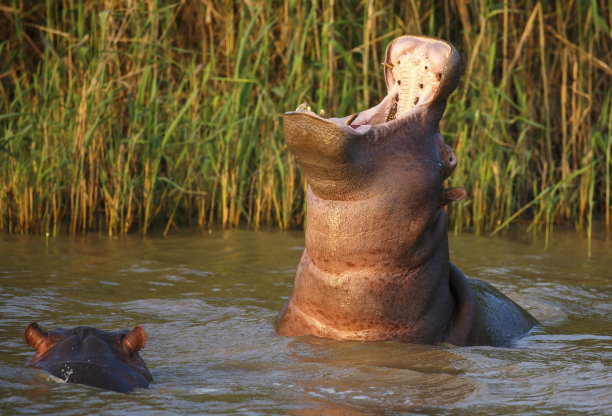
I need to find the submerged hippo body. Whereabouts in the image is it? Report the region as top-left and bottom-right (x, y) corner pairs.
(24, 323), (152, 392)
(275, 35), (537, 346)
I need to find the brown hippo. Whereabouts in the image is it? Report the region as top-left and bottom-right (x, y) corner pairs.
(24, 322), (152, 392)
(275, 35), (537, 346)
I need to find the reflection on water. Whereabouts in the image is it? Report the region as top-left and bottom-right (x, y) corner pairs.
(0, 228), (610, 415)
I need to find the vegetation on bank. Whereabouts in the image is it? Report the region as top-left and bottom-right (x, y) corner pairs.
(1, 1), (610, 238)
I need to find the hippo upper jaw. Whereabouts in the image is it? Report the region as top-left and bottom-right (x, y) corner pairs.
(290, 35), (460, 132)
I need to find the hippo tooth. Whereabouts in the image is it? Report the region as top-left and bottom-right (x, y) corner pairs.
(345, 112), (359, 125)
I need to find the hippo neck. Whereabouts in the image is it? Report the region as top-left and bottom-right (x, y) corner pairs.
(279, 246), (457, 344)
(276, 188), (458, 344)
(304, 183), (446, 274)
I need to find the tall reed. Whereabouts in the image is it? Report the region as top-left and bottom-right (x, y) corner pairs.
(1, 0), (610, 238)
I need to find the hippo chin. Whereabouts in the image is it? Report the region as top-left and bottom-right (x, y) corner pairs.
(275, 35), (538, 347)
(24, 323), (152, 392)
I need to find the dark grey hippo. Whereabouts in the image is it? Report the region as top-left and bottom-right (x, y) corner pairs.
(24, 322), (152, 392)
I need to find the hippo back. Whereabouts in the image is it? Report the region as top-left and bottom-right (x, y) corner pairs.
(469, 279), (538, 346)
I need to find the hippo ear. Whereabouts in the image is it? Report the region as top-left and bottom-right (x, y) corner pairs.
(24, 322), (59, 356)
(121, 326), (147, 357)
(439, 187), (467, 207)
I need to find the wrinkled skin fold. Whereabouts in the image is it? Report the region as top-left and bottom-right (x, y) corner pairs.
(275, 35), (537, 346)
(24, 322), (153, 392)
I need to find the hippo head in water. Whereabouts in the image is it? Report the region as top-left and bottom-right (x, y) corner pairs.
(24, 323), (152, 392)
(275, 35), (537, 346)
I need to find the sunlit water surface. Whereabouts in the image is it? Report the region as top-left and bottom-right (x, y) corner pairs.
(0, 228), (610, 415)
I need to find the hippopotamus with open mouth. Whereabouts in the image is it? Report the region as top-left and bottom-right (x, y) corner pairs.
(275, 35), (538, 346)
(24, 322), (152, 392)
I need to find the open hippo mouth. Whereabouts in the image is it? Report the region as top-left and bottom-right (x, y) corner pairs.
(283, 35), (466, 208)
(292, 35), (460, 133)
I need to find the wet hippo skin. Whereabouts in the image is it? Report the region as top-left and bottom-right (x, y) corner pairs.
(24, 322), (152, 392)
(275, 35), (538, 346)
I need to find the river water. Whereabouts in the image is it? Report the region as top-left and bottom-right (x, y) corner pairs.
(0, 228), (610, 415)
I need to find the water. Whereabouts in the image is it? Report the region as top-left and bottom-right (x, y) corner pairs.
(0, 228), (610, 415)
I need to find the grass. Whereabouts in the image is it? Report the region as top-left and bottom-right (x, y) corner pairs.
(0, 0), (610, 239)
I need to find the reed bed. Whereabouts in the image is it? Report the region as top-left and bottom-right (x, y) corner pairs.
(1, 0), (610, 238)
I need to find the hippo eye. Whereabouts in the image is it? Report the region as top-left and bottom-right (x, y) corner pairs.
(449, 156), (453, 162)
